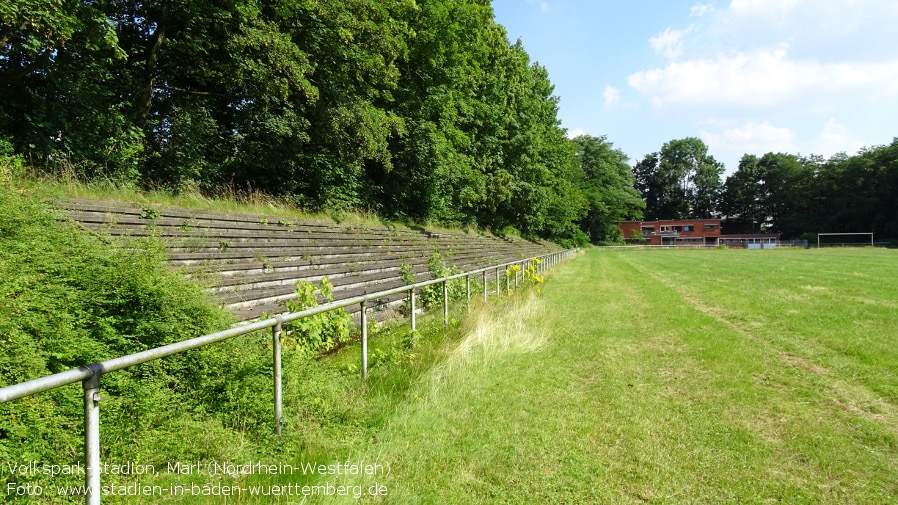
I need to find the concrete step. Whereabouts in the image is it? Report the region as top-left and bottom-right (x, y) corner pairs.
(59, 198), (558, 322)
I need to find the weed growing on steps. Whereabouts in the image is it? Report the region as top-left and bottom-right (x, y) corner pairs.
(420, 251), (464, 309)
(284, 277), (354, 356)
(139, 205), (160, 219)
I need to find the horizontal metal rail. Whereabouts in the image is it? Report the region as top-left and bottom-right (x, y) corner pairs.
(0, 248), (577, 504)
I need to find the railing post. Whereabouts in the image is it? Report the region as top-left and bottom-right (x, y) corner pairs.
(410, 289), (416, 333)
(465, 275), (471, 313)
(482, 271), (487, 303)
(496, 268), (500, 298)
(272, 317), (283, 436)
(83, 372), (101, 505)
(360, 301), (368, 380)
(443, 280), (449, 327)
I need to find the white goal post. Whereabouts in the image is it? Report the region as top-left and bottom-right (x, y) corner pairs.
(817, 232), (874, 248)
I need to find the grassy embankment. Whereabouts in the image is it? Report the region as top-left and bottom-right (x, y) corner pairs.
(301, 248), (897, 504)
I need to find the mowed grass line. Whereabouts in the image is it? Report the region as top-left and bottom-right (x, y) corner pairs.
(320, 249), (898, 504)
(614, 248), (898, 425)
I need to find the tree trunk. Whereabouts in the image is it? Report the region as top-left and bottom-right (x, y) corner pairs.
(138, 7), (168, 123)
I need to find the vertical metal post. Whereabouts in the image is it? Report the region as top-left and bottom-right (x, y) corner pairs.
(360, 301), (368, 380)
(465, 275), (471, 313)
(83, 373), (101, 505)
(410, 289), (416, 333)
(273, 317), (283, 436)
(496, 268), (500, 298)
(483, 271), (487, 303)
(443, 280), (449, 326)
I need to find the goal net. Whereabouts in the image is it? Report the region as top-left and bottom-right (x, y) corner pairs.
(817, 232), (874, 248)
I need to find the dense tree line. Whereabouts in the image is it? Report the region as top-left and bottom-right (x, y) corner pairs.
(0, 0), (643, 244)
(634, 137), (898, 240)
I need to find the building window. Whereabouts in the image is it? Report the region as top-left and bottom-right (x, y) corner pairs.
(641, 226), (654, 234)
(704, 224), (718, 229)
(660, 226), (670, 232)
(683, 225), (694, 232)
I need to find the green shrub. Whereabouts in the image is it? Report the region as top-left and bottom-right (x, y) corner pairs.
(284, 277), (355, 356)
(420, 251), (465, 309)
(0, 138), (26, 182)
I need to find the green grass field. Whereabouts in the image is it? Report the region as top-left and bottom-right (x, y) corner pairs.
(306, 247), (898, 504)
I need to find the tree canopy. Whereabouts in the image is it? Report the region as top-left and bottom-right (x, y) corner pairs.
(634, 136), (898, 240)
(633, 137), (723, 220)
(721, 142), (898, 239)
(2, 0), (633, 245)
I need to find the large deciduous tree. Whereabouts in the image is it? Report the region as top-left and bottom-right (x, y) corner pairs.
(571, 134), (644, 243)
(633, 137), (723, 220)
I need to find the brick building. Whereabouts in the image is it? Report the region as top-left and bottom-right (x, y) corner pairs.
(619, 219), (780, 247)
(619, 219), (721, 246)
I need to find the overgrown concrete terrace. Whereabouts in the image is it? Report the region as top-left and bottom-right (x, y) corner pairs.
(60, 199), (558, 321)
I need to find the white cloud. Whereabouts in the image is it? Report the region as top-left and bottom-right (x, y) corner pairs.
(628, 0), (898, 109)
(711, 0), (898, 58)
(812, 118), (867, 157)
(649, 27), (691, 60)
(566, 128), (587, 139)
(628, 47), (898, 108)
(700, 118), (871, 170)
(603, 85), (621, 106)
(701, 120), (798, 155)
(690, 3), (714, 16)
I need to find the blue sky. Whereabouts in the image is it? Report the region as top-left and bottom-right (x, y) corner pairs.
(491, 0), (898, 174)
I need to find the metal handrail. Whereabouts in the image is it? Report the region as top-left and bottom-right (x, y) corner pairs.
(0, 248), (577, 504)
